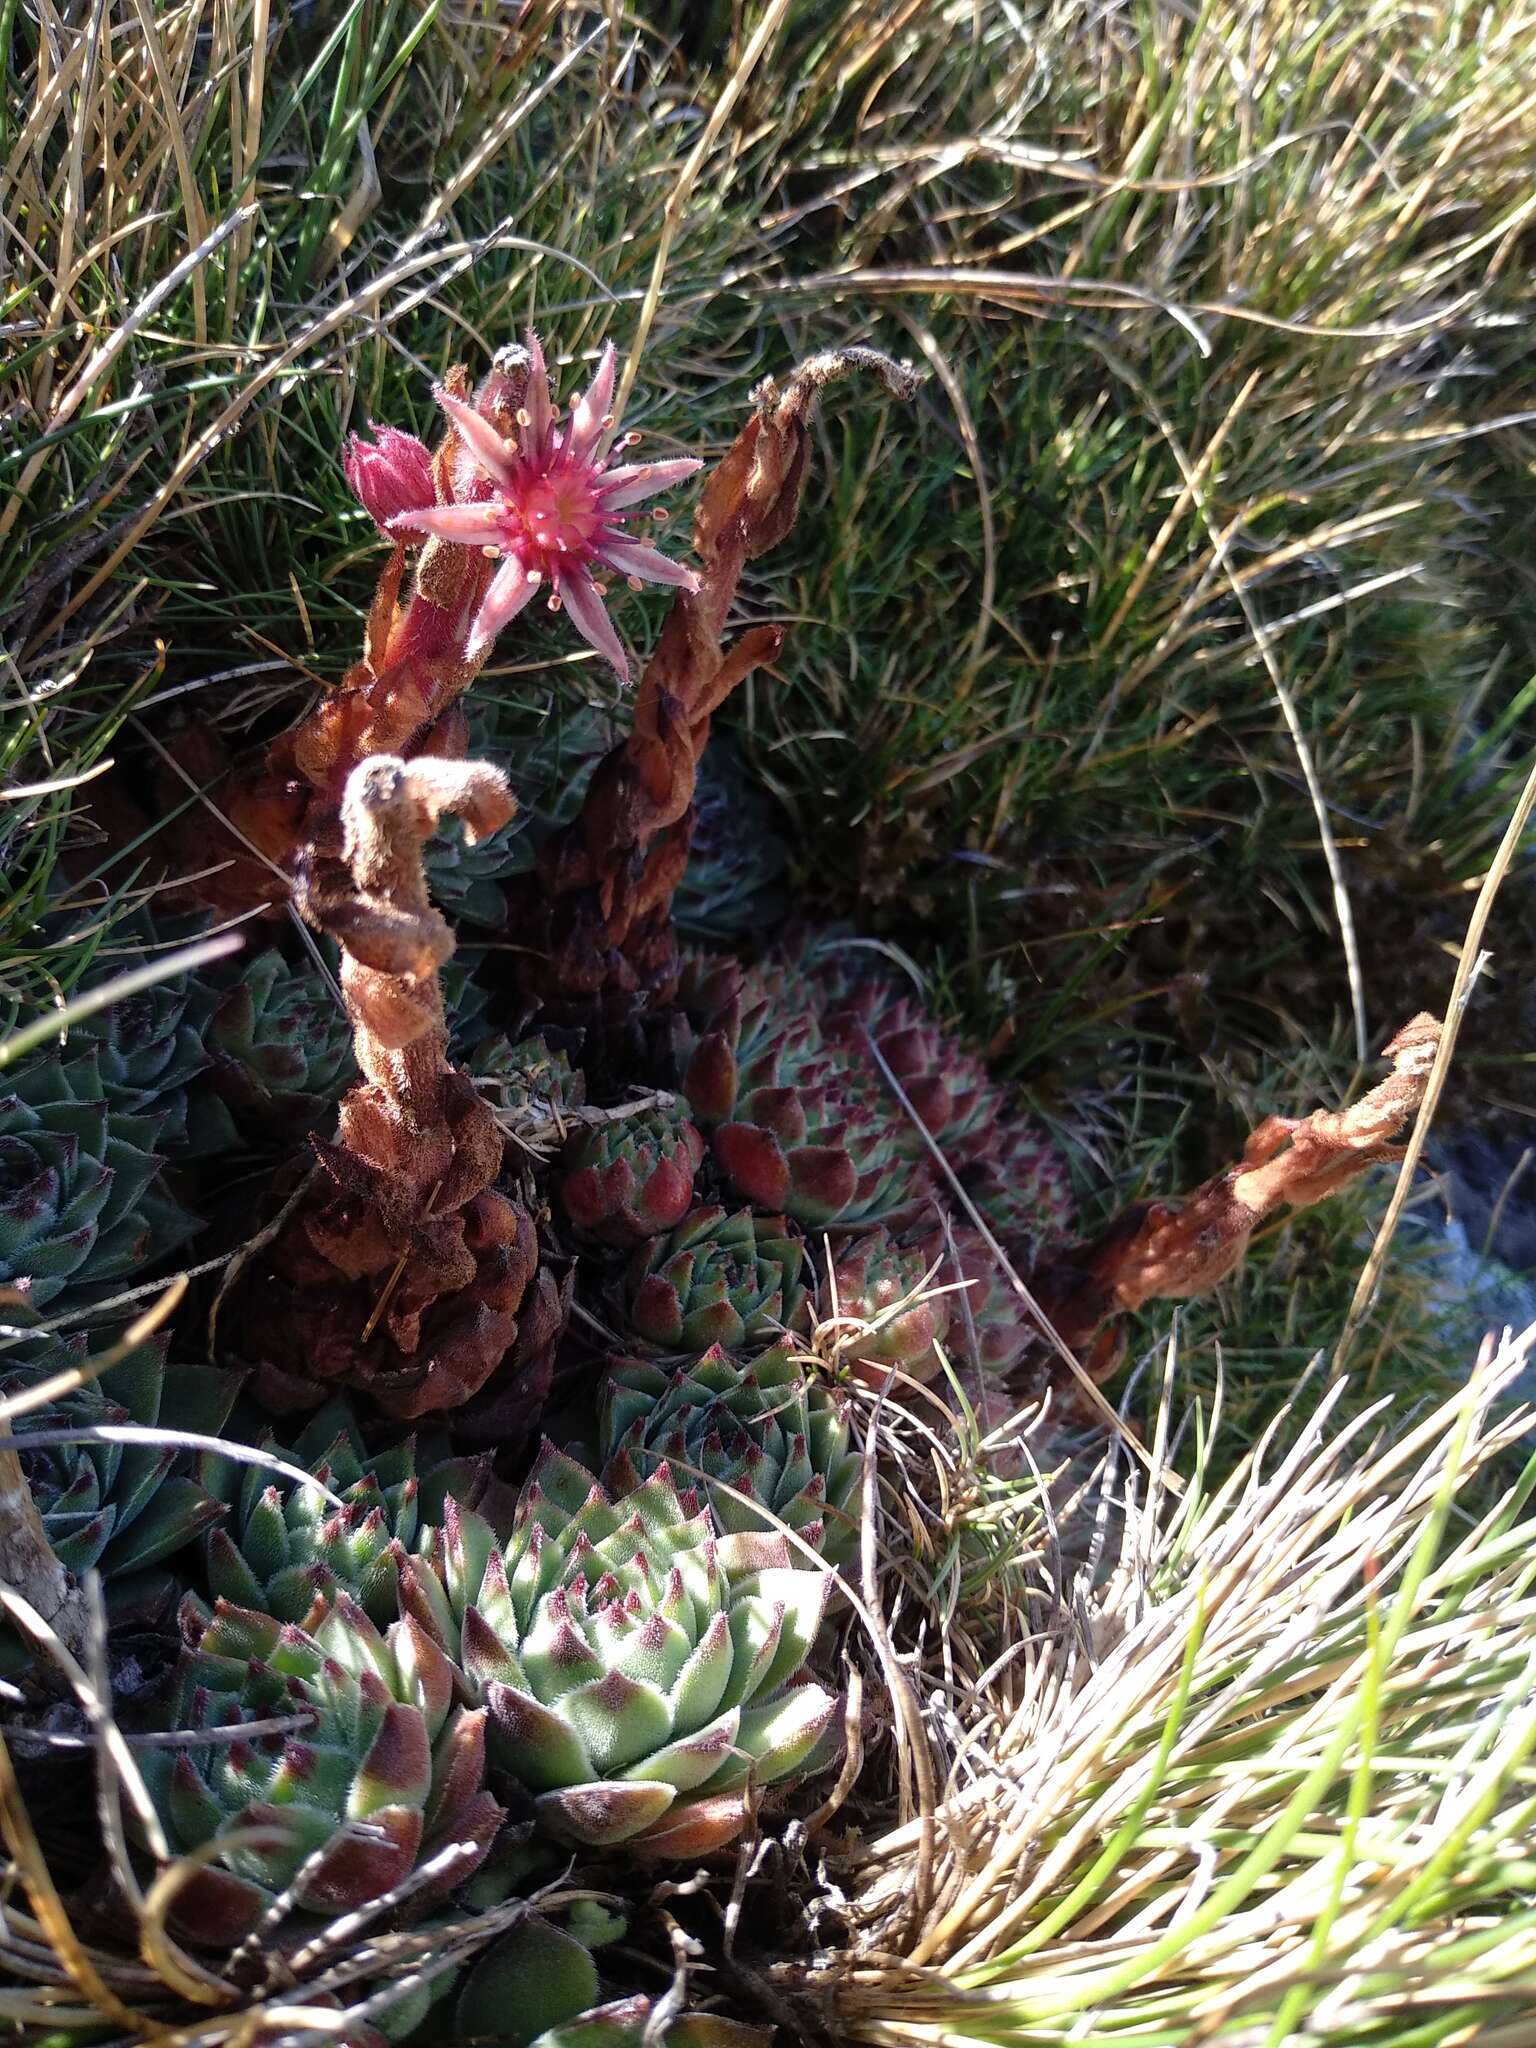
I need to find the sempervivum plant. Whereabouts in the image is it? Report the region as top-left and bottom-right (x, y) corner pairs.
(67, 974), (207, 1151)
(424, 806), (530, 930)
(473, 1031), (587, 1112)
(0, 1049), (198, 1319)
(819, 971), (998, 1168)
(601, 1344), (859, 1564)
(395, 1910), (771, 2048)
(677, 954), (824, 1126)
(711, 1058), (921, 1229)
(144, 1592), (502, 1945)
(196, 1400), (503, 1628)
(944, 1228), (1034, 1380)
(625, 1207), (808, 1352)
(671, 739), (788, 943)
(188, 949), (355, 1152)
(399, 1446), (840, 1858)
(826, 1229), (949, 1386)
(963, 1118), (1076, 1268)
(559, 1102), (704, 1244)
(5, 1342), (240, 1622)
(677, 957), (924, 1229)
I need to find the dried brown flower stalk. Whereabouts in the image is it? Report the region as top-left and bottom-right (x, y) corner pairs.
(501, 347), (921, 1038)
(1034, 1013), (1442, 1413)
(223, 753), (562, 1422)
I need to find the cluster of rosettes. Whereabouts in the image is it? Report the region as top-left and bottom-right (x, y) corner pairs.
(667, 946), (1073, 1388)
(145, 1433), (842, 1938)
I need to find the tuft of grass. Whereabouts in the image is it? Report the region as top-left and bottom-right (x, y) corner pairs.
(828, 1326), (1536, 2046)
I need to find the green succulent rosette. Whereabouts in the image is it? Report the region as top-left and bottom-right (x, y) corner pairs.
(4, 1341), (241, 1631)
(600, 1344), (859, 1564)
(677, 957), (926, 1229)
(424, 810), (531, 930)
(825, 1228), (950, 1384)
(711, 1056), (921, 1229)
(399, 1444), (840, 1859)
(66, 975), (207, 1151)
(143, 1591), (503, 1945)
(559, 1102), (704, 1245)
(625, 1207), (808, 1353)
(0, 1049), (198, 1320)
(671, 739), (788, 944)
(196, 1399), (504, 1628)
(384, 1908), (770, 2048)
(187, 947), (356, 1152)
(962, 1118), (1076, 1267)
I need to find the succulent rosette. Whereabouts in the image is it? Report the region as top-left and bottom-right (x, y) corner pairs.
(0, 1049), (197, 1319)
(472, 1031), (587, 1113)
(963, 1118), (1076, 1267)
(144, 1592), (502, 1945)
(5, 1342), (240, 1623)
(424, 806), (531, 930)
(677, 958), (924, 1229)
(559, 1102), (704, 1244)
(677, 955), (824, 1127)
(399, 1445), (840, 1858)
(712, 1059), (920, 1229)
(67, 975), (207, 1151)
(625, 1207), (808, 1353)
(820, 972), (999, 1166)
(187, 948), (356, 1152)
(601, 1344), (859, 1564)
(196, 1399), (503, 1628)
(826, 1229), (950, 1385)
(672, 740), (789, 943)
(944, 1225), (1061, 1386)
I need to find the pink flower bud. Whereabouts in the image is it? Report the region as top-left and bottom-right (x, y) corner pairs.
(342, 421), (436, 536)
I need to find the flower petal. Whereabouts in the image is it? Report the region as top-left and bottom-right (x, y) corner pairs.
(434, 387), (518, 488)
(467, 555), (541, 662)
(522, 330), (555, 456)
(596, 458), (703, 510)
(389, 503), (508, 547)
(557, 566), (630, 683)
(596, 537), (701, 591)
(567, 342), (617, 460)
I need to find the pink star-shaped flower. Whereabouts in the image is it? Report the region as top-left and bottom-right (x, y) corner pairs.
(388, 336), (701, 683)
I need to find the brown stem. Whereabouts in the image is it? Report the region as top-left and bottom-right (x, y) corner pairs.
(503, 347), (920, 1035)
(1034, 1013), (1442, 1394)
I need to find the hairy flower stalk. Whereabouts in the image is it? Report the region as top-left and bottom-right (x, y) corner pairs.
(498, 348), (920, 1054)
(223, 755), (560, 1424)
